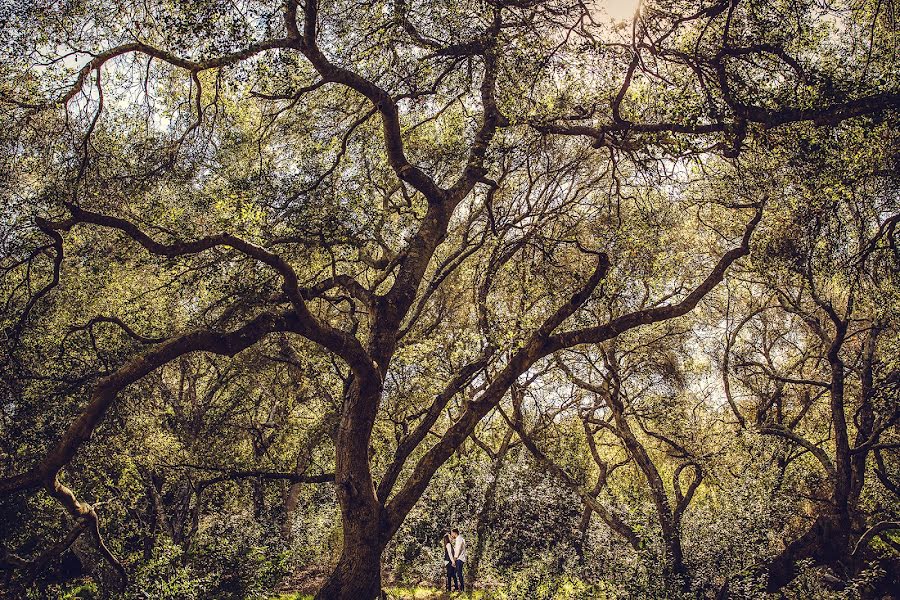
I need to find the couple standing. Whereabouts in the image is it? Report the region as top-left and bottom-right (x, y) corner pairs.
(442, 528), (467, 592)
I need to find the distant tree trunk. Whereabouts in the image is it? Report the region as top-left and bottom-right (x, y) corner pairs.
(573, 484), (598, 562)
(283, 425), (331, 539)
(144, 469), (175, 541)
(766, 322), (880, 591)
(604, 354), (690, 591)
(282, 481), (304, 540)
(468, 429), (513, 586)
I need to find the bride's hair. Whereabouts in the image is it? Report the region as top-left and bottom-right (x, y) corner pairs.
(442, 533), (452, 546)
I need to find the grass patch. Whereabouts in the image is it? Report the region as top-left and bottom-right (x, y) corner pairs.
(272, 586), (491, 600)
(386, 587), (491, 599)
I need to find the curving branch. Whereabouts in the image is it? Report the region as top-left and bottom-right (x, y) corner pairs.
(11, 219), (64, 339)
(501, 402), (641, 550)
(384, 250), (611, 528)
(9, 39), (294, 110)
(0, 310), (302, 495)
(1, 518), (90, 587)
(873, 449), (900, 497)
(851, 521), (900, 557)
(533, 10), (899, 156)
(545, 205), (762, 353)
(376, 346), (495, 501)
(385, 207), (760, 531)
(43, 476), (127, 589)
(193, 468), (335, 492)
(734, 360), (830, 389)
(290, 0), (445, 203)
(721, 303), (772, 429)
(672, 462), (702, 526)
(70, 315), (168, 345)
(0, 305), (349, 586)
(39, 204), (379, 379)
(759, 425), (836, 482)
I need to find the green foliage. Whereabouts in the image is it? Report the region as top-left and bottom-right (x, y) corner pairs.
(1, 0), (898, 598)
(130, 538), (206, 600)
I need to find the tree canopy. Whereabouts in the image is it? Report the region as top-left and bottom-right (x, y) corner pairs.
(1, 0), (898, 598)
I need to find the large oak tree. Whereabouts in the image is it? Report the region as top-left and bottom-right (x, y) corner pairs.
(1, 0), (897, 597)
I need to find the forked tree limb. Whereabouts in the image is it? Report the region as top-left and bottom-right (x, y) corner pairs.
(759, 425), (837, 482)
(544, 206), (762, 352)
(384, 206), (761, 531)
(499, 402), (642, 550)
(0, 311), (300, 495)
(1, 518), (89, 586)
(37, 206), (379, 380)
(43, 475), (127, 589)
(0, 311), (321, 587)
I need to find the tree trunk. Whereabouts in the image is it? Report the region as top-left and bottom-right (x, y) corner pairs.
(314, 489), (386, 599)
(605, 374), (689, 590)
(316, 530), (385, 600)
(316, 377), (387, 600)
(766, 512), (850, 591)
(573, 486), (598, 563)
(282, 481), (303, 539)
(767, 322), (856, 591)
(467, 455), (504, 585)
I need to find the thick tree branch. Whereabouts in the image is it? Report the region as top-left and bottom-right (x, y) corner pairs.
(194, 469), (335, 492)
(544, 206), (761, 353)
(41, 205), (379, 378)
(376, 347), (495, 501)
(11, 39), (293, 110)
(759, 425), (837, 482)
(852, 521), (900, 557)
(0, 311), (303, 495)
(384, 251), (610, 528)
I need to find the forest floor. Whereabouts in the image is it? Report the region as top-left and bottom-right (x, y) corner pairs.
(272, 566), (493, 599)
(274, 588), (490, 600)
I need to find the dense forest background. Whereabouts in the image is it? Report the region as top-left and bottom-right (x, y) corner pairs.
(1, 0), (898, 598)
